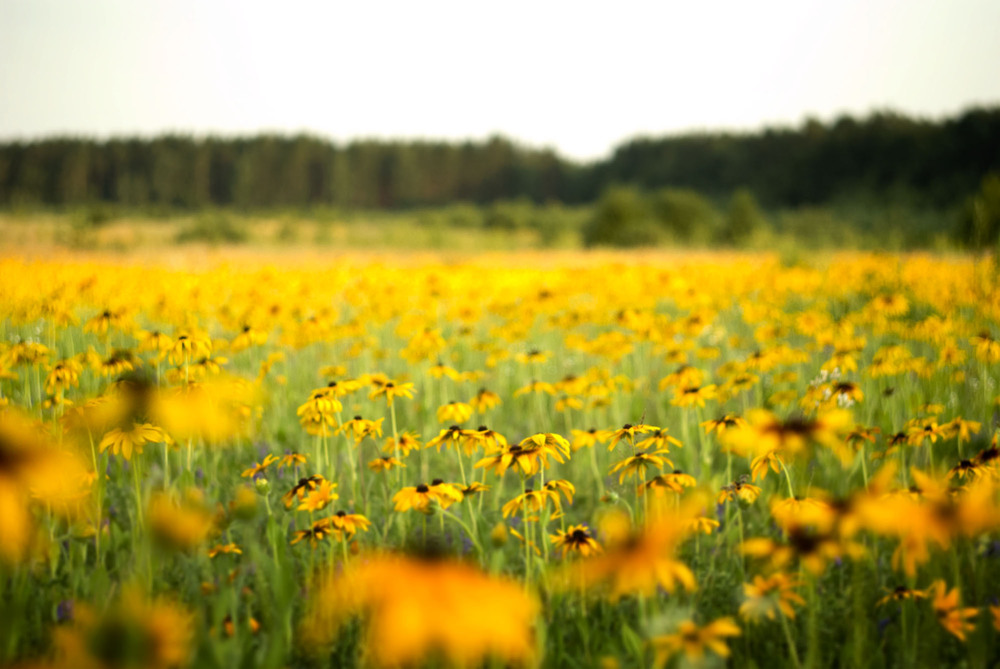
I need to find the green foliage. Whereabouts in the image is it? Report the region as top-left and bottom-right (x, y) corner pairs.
(957, 173), (1000, 250)
(483, 199), (534, 230)
(649, 188), (722, 243)
(582, 186), (662, 247)
(174, 212), (248, 244)
(725, 188), (770, 245)
(1, 108), (998, 216)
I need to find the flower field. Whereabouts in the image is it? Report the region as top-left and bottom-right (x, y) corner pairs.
(2, 251), (1000, 668)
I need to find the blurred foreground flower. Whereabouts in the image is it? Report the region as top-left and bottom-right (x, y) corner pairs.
(300, 552), (537, 667)
(553, 497), (704, 600)
(0, 408), (90, 564)
(48, 587), (193, 669)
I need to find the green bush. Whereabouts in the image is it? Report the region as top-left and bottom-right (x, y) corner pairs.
(483, 199), (533, 230)
(175, 212), (248, 244)
(724, 188), (770, 245)
(956, 172), (1000, 250)
(583, 187), (662, 247)
(649, 188), (721, 243)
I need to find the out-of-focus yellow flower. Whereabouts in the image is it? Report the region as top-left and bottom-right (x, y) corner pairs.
(300, 553), (538, 668)
(148, 491), (216, 552)
(51, 587), (193, 669)
(650, 617), (741, 666)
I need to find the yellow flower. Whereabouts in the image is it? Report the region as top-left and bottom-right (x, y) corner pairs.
(393, 480), (463, 513)
(208, 543), (243, 558)
(52, 588), (194, 669)
(650, 617), (741, 666)
(875, 585), (928, 607)
(299, 553), (537, 667)
(368, 456), (406, 473)
(339, 415), (384, 443)
(470, 387), (502, 413)
(278, 452), (307, 469)
(369, 379), (415, 405)
(607, 423), (659, 451)
(99, 422), (169, 460)
(670, 384), (717, 408)
(148, 491), (216, 552)
(931, 579), (978, 641)
(475, 433), (570, 477)
(298, 480), (339, 512)
(436, 401), (473, 424)
(570, 427), (612, 451)
(322, 510), (372, 537)
(383, 431), (422, 456)
(550, 525), (602, 558)
(610, 451), (674, 484)
(501, 487), (561, 518)
(241, 453), (278, 478)
(739, 573), (805, 621)
(282, 474), (326, 509)
(556, 502), (702, 600)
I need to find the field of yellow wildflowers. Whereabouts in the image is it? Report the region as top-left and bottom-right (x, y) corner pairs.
(2, 250), (1000, 668)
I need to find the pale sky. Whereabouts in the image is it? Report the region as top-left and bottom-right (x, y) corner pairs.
(1, 0), (998, 160)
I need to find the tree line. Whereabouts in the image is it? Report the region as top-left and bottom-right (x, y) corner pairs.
(0, 107), (998, 213)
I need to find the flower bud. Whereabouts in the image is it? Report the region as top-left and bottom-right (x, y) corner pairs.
(490, 522), (508, 547)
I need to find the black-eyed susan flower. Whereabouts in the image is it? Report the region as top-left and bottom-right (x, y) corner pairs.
(650, 617), (741, 666)
(636, 428), (683, 452)
(393, 480), (463, 513)
(931, 579), (978, 641)
(99, 422), (169, 461)
(671, 384), (717, 408)
(383, 431), (422, 456)
(556, 505), (700, 600)
(550, 525), (602, 558)
(297, 480), (339, 512)
(424, 424), (465, 451)
(739, 573), (804, 622)
(570, 427), (612, 451)
(475, 433), (570, 477)
(607, 423), (658, 451)
(369, 379), (415, 406)
(502, 487), (561, 519)
(208, 543), (243, 558)
(291, 520), (337, 547)
(610, 451), (673, 484)
(241, 453), (278, 479)
(460, 481), (490, 497)
(469, 387), (501, 413)
(322, 510), (372, 537)
(339, 415), (384, 443)
(278, 452), (307, 469)
(876, 585), (928, 607)
(718, 478), (762, 504)
(368, 456), (405, 473)
(282, 475), (326, 509)
(436, 401), (473, 425)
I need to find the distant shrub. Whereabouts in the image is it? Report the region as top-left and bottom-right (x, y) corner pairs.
(724, 188), (770, 246)
(956, 172), (1000, 250)
(583, 186), (662, 247)
(73, 204), (116, 229)
(484, 199), (533, 230)
(443, 203), (483, 229)
(175, 212), (248, 244)
(649, 188), (722, 244)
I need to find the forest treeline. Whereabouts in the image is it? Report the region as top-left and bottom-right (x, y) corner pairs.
(1, 107), (998, 212)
